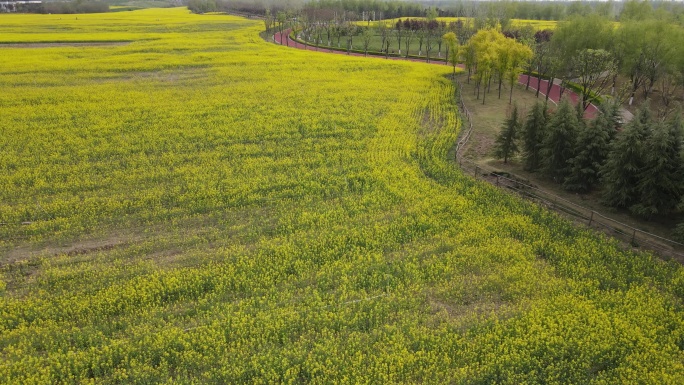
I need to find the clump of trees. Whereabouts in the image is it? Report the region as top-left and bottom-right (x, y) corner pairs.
(249, 0), (684, 116)
(462, 29), (533, 104)
(187, 0), (289, 15)
(34, 1), (109, 14)
(187, 0), (217, 14)
(495, 99), (684, 223)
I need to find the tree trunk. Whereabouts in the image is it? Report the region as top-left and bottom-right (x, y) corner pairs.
(536, 69), (543, 97)
(426, 37), (430, 63)
(482, 79), (487, 104)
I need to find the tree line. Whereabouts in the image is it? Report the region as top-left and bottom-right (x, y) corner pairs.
(208, 0), (684, 24)
(7, 0), (109, 14)
(469, 10), (684, 118)
(496, 99), (684, 225)
(256, 0), (684, 115)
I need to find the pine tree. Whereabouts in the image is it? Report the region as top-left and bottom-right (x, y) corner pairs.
(541, 98), (579, 183)
(601, 104), (652, 208)
(630, 114), (684, 218)
(494, 104), (521, 164)
(563, 102), (619, 192)
(575, 98), (585, 121)
(521, 101), (547, 171)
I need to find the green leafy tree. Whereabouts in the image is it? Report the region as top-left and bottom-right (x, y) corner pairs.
(494, 37), (512, 100)
(521, 101), (547, 172)
(403, 27), (415, 58)
(617, 19), (681, 105)
(494, 105), (521, 164)
(425, 7), (438, 62)
(377, 20), (389, 54)
(276, 11), (286, 45)
(345, 23), (357, 54)
(620, 0), (653, 21)
(551, 15), (613, 99)
(264, 9), (274, 35)
(468, 29), (506, 104)
(570, 49), (617, 111)
(541, 98), (579, 182)
(392, 20), (403, 55)
(505, 39), (533, 104)
(461, 39), (477, 83)
(443, 32), (459, 77)
(361, 27), (373, 56)
(416, 27), (426, 56)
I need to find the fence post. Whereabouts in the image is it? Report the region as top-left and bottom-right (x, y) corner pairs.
(588, 211), (594, 226)
(631, 229), (636, 245)
(474, 166), (479, 177)
(496, 175), (500, 186)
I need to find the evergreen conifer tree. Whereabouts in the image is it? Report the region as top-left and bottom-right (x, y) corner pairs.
(541, 98), (579, 182)
(521, 101), (547, 171)
(631, 114), (684, 218)
(563, 102), (619, 192)
(601, 104), (652, 208)
(494, 104), (521, 164)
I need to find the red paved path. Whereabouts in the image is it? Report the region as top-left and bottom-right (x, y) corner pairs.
(273, 30), (598, 119)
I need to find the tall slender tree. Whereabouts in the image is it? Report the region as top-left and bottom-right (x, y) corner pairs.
(443, 32), (459, 77)
(521, 101), (547, 172)
(505, 39), (533, 104)
(563, 102), (619, 192)
(541, 99), (579, 182)
(601, 104), (652, 208)
(393, 19), (403, 55)
(631, 114), (684, 218)
(494, 105), (522, 164)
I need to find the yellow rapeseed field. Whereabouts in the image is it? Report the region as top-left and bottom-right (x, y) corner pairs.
(0, 8), (682, 384)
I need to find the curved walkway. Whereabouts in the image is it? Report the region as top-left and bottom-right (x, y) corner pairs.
(273, 29), (598, 119)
